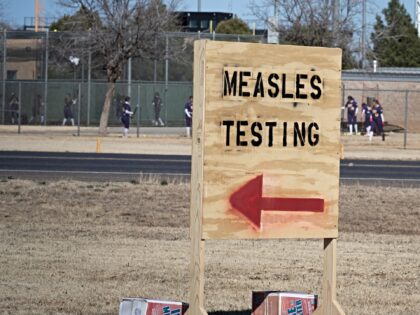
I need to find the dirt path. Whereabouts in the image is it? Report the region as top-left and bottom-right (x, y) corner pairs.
(1, 126), (420, 160)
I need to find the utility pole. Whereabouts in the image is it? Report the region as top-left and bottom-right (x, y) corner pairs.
(268, 0), (279, 44)
(331, 0), (340, 46)
(416, 0), (420, 37)
(35, 0), (44, 32)
(35, 0), (39, 32)
(197, 0), (201, 12)
(361, 0), (366, 68)
(2, 29), (6, 125)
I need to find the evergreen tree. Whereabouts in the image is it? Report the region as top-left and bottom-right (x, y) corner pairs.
(371, 0), (420, 67)
(50, 6), (102, 32)
(215, 17), (251, 35)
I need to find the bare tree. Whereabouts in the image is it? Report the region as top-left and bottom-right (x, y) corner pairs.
(249, 0), (363, 68)
(57, 0), (180, 135)
(0, 0), (11, 29)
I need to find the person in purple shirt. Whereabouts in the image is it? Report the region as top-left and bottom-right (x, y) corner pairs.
(363, 103), (375, 142)
(345, 95), (358, 135)
(372, 98), (385, 141)
(184, 96), (193, 137)
(121, 96), (133, 138)
(361, 97), (368, 132)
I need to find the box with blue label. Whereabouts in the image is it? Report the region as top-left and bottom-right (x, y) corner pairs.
(119, 297), (188, 315)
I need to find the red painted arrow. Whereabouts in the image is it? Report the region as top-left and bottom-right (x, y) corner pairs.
(229, 175), (324, 230)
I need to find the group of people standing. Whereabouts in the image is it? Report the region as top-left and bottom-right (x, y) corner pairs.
(6, 93), (45, 125)
(5, 89), (193, 137)
(344, 95), (385, 141)
(150, 92), (193, 137)
(117, 94), (193, 138)
(6, 92), (74, 126)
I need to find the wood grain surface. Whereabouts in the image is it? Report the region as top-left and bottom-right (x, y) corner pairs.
(191, 40), (342, 240)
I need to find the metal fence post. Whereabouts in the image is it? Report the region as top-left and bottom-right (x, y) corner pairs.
(165, 35), (169, 125)
(2, 29), (6, 125)
(44, 29), (49, 126)
(87, 49), (91, 126)
(403, 90), (409, 149)
(341, 83), (346, 127)
(137, 83), (140, 138)
(128, 57), (132, 98)
(18, 82), (21, 134)
(77, 83), (81, 136)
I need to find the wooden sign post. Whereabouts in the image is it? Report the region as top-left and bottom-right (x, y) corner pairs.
(189, 40), (345, 315)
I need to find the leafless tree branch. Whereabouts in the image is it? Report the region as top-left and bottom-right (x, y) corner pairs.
(54, 0), (181, 134)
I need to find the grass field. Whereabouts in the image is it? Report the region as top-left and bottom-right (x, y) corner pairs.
(0, 179), (419, 315)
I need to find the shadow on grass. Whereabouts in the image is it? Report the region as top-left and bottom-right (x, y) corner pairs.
(209, 311), (251, 315)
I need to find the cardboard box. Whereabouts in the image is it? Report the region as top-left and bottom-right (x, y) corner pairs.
(252, 291), (317, 315)
(119, 298), (188, 315)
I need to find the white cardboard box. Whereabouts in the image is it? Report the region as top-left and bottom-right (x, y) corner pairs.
(119, 297), (188, 315)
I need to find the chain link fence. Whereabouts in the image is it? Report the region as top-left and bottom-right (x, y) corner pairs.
(1, 30), (419, 149)
(0, 80), (193, 127)
(0, 29), (266, 130)
(342, 86), (420, 149)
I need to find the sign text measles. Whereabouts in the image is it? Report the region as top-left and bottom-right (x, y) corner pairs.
(223, 67), (323, 101)
(221, 67), (324, 148)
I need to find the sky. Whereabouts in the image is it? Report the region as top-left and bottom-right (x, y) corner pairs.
(2, 0), (418, 29)
(3, 0), (253, 27)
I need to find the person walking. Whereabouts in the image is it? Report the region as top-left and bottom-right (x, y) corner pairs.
(344, 95), (358, 135)
(121, 96), (133, 138)
(62, 94), (75, 126)
(9, 93), (19, 125)
(114, 93), (123, 120)
(361, 96), (368, 134)
(184, 96), (193, 137)
(363, 103), (375, 142)
(152, 92), (164, 126)
(372, 98), (385, 141)
(29, 94), (44, 124)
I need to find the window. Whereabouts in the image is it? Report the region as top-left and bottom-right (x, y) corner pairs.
(200, 20), (209, 29)
(7, 70), (17, 80)
(189, 19), (198, 28)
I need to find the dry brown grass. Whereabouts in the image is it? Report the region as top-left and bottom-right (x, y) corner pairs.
(0, 179), (419, 315)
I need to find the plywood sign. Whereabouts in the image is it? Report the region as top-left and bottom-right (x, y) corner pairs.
(191, 40), (342, 240)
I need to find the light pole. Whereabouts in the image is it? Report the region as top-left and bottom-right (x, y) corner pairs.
(69, 55), (80, 101)
(69, 56), (80, 127)
(69, 55), (80, 89)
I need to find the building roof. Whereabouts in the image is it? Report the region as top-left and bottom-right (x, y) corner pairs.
(343, 68), (420, 82)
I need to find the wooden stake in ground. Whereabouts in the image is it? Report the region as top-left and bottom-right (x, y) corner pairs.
(189, 39), (207, 315)
(313, 238), (346, 315)
(96, 138), (102, 153)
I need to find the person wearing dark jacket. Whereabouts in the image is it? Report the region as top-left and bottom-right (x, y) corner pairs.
(29, 94), (44, 124)
(344, 95), (358, 135)
(9, 93), (19, 125)
(152, 92), (164, 126)
(184, 96), (193, 137)
(121, 96), (133, 138)
(62, 94), (75, 126)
